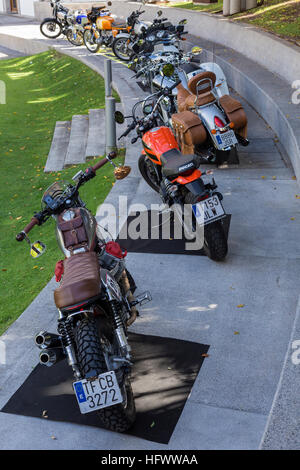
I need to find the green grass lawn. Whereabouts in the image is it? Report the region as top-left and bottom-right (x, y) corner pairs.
(169, 0), (300, 43)
(0, 50), (122, 335)
(170, 1), (223, 12)
(233, 0), (300, 43)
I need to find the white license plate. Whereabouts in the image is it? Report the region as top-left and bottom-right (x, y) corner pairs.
(192, 195), (225, 226)
(73, 371), (123, 414)
(215, 130), (237, 149)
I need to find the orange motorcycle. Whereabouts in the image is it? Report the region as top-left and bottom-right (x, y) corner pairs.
(115, 81), (228, 261)
(83, 3), (131, 53)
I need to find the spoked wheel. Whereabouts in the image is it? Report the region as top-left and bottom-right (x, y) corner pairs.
(83, 29), (100, 53)
(138, 155), (160, 192)
(112, 37), (132, 61)
(40, 19), (62, 39)
(66, 29), (84, 46)
(184, 192), (228, 261)
(75, 318), (136, 432)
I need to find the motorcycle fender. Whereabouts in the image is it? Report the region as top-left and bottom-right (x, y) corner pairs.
(43, 17), (60, 23)
(184, 178), (207, 197)
(101, 269), (122, 301)
(114, 32), (130, 40)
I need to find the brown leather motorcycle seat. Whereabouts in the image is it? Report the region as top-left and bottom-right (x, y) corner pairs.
(188, 71), (216, 95)
(177, 79), (216, 113)
(54, 252), (101, 309)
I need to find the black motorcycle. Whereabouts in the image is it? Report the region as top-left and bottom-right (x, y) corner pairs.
(16, 153), (151, 432)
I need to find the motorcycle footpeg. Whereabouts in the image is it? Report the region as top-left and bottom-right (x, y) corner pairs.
(130, 291), (152, 307)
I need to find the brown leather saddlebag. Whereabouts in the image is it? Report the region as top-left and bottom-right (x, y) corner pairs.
(58, 209), (88, 252)
(219, 95), (248, 138)
(172, 111), (207, 155)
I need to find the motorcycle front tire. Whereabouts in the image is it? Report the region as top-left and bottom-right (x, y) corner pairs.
(138, 154), (160, 193)
(83, 29), (100, 53)
(75, 317), (136, 432)
(40, 19), (62, 39)
(112, 36), (132, 61)
(66, 29), (84, 46)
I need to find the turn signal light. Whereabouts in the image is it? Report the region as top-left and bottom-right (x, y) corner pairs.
(229, 122), (235, 129)
(211, 129), (217, 135)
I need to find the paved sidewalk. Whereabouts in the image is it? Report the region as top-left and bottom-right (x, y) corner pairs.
(0, 16), (299, 450)
(0, 44), (25, 59)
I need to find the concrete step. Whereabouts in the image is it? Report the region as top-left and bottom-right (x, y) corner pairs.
(85, 109), (105, 159)
(44, 121), (71, 173)
(64, 114), (89, 167)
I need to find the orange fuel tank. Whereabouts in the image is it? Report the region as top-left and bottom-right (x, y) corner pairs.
(142, 127), (179, 164)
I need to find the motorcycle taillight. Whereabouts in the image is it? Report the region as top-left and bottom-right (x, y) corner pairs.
(197, 194), (209, 202)
(214, 116), (226, 129)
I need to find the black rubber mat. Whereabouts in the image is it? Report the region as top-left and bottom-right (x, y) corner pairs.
(1, 332), (209, 444)
(116, 210), (231, 256)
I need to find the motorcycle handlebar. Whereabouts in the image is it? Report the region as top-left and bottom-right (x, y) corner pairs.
(16, 217), (40, 241)
(119, 121), (136, 139)
(16, 152), (118, 242)
(90, 151), (117, 171)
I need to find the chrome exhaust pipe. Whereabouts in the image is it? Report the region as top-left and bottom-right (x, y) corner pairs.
(35, 331), (62, 349)
(39, 348), (65, 367)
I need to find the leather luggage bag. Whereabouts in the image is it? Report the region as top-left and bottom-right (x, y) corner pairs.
(219, 95), (248, 138)
(172, 111), (207, 155)
(57, 209), (88, 252)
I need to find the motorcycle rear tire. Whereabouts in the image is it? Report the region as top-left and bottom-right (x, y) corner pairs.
(83, 30), (100, 53)
(40, 19), (62, 39)
(138, 154), (160, 193)
(203, 220), (228, 261)
(185, 192), (228, 261)
(75, 317), (136, 432)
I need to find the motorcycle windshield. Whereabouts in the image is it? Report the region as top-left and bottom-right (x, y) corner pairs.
(41, 181), (71, 210)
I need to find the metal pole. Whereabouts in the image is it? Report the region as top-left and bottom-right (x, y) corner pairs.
(104, 58), (117, 153)
(104, 58), (112, 97)
(105, 97), (116, 154)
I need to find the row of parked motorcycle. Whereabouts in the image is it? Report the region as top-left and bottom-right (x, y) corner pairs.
(14, 2), (251, 434)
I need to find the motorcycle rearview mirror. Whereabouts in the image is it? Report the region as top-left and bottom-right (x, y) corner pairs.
(162, 63), (175, 78)
(107, 1), (112, 6)
(114, 165), (131, 180)
(143, 103), (153, 115)
(157, 10), (162, 17)
(191, 46), (203, 55)
(179, 19), (187, 25)
(115, 111), (125, 124)
(30, 241), (46, 258)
